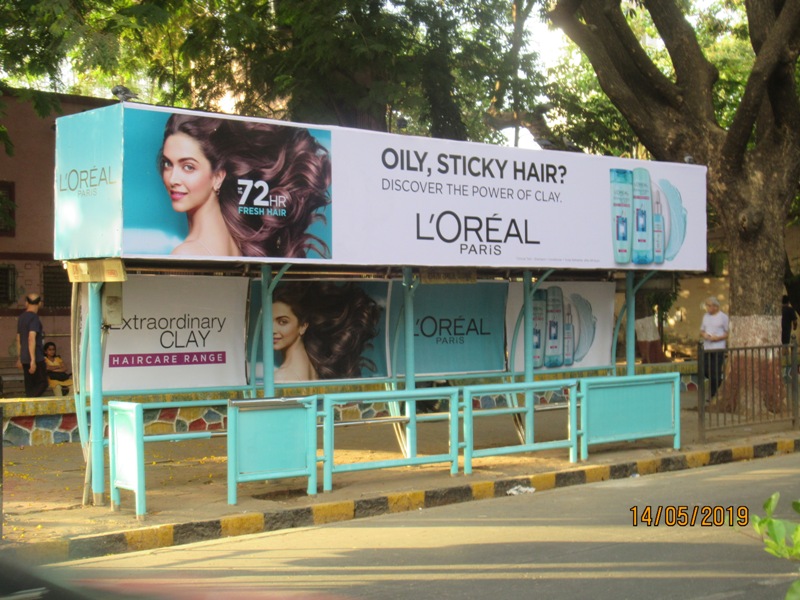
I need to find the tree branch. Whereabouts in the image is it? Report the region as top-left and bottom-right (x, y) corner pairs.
(722, 0), (800, 167)
(489, 0), (537, 114)
(549, 0), (678, 155)
(644, 0), (718, 121)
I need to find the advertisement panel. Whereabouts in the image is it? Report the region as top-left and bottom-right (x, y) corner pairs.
(248, 280), (390, 384)
(54, 104), (707, 270)
(390, 282), (508, 376)
(506, 281), (616, 372)
(118, 106), (332, 260)
(101, 275), (248, 391)
(54, 104), (124, 259)
(333, 131), (705, 270)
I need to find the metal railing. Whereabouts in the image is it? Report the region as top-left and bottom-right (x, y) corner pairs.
(697, 342), (799, 441)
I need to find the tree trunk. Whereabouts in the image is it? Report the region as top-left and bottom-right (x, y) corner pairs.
(708, 176), (787, 414)
(712, 327), (786, 415)
(549, 0), (800, 418)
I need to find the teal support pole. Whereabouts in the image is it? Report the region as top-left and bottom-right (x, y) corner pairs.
(612, 271), (657, 371)
(523, 271), (534, 384)
(88, 282), (105, 504)
(402, 267), (417, 456)
(403, 267), (416, 391)
(260, 264), (291, 398)
(261, 266), (274, 398)
(523, 271), (534, 444)
(626, 271), (636, 376)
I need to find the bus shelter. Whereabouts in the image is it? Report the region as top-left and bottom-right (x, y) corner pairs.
(54, 103), (707, 505)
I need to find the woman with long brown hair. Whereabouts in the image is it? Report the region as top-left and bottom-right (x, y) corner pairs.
(159, 114), (331, 258)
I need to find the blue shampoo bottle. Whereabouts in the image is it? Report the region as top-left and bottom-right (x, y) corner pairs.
(532, 289), (546, 368)
(632, 168), (654, 264)
(610, 169), (633, 264)
(653, 188), (665, 264)
(563, 303), (574, 366)
(544, 286), (564, 368)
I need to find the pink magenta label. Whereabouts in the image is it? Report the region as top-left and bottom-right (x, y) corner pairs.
(109, 352), (227, 367)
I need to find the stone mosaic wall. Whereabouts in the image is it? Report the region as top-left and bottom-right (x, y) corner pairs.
(1, 368), (699, 446)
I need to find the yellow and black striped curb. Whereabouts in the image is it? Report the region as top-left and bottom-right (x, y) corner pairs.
(5, 437), (799, 565)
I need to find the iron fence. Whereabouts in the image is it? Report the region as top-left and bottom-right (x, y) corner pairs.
(697, 342), (799, 441)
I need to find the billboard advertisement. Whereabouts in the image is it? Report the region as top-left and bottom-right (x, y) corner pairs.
(100, 275), (248, 391)
(247, 280), (391, 384)
(389, 282), (508, 376)
(506, 281), (616, 372)
(80, 276), (613, 390)
(54, 104), (125, 259)
(54, 104), (707, 271)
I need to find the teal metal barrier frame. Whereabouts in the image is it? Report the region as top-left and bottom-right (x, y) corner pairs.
(461, 380), (579, 474)
(578, 372), (680, 460)
(108, 400), (225, 518)
(108, 401), (146, 518)
(227, 396), (318, 503)
(320, 387), (460, 492)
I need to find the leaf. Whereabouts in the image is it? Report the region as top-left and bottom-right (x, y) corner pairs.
(786, 578), (800, 600)
(768, 519), (788, 546)
(765, 492), (781, 517)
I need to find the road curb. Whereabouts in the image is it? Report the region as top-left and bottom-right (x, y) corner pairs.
(6, 436), (800, 565)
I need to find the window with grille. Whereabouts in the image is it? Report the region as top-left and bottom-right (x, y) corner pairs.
(42, 264), (71, 309)
(0, 264), (15, 305)
(0, 181), (15, 237)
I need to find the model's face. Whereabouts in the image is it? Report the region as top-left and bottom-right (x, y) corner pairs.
(273, 301), (308, 351)
(161, 132), (225, 213)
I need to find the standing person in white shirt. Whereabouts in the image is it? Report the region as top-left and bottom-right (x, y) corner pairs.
(700, 296), (729, 399)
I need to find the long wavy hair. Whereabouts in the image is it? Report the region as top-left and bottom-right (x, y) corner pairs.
(273, 282), (381, 380)
(160, 114), (331, 258)
(220, 121), (330, 258)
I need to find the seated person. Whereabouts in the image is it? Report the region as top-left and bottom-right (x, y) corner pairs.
(43, 341), (73, 395)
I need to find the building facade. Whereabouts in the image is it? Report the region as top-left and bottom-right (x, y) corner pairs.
(0, 90), (113, 394)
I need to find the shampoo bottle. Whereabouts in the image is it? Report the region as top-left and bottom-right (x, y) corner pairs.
(544, 286), (564, 368)
(563, 304), (574, 366)
(610, 169), (633, 264)
(653, 189), (665, 265)
(632, 168), (654, 264)
(532, 289), (546, 368)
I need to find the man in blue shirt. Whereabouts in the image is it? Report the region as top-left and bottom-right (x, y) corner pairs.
(15, 294), (49, 397)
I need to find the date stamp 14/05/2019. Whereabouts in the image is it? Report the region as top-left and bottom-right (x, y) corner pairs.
(630, 505), (750, 527)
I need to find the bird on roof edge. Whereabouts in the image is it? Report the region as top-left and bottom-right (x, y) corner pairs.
(111, 85), (139, 102)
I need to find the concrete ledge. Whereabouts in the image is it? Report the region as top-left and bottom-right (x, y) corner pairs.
(0, 397), (76, 418)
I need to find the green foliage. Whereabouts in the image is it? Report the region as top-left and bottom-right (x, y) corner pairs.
(0, 0), (548, 143)
(545, 47), (639, 157)
(753, 493), (800, 600)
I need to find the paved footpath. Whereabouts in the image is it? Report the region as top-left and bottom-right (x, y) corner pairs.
(0, 401), (798, 565)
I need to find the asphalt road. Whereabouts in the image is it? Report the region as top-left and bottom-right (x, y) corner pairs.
(47, 453), (800, 600)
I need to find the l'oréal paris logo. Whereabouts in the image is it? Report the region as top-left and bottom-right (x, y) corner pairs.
(58, 166), (118, 197)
